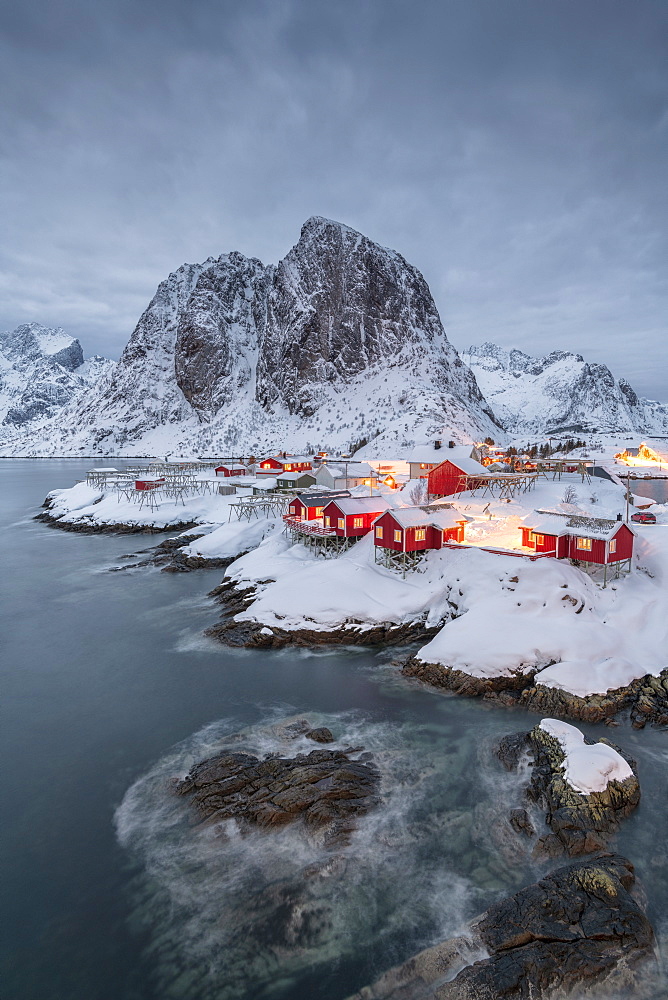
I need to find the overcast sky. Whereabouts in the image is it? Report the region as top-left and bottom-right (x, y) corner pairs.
(1, 0), (666, 396)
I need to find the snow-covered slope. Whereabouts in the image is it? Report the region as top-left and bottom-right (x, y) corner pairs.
(461, 342), (668, 438)
(0, 323), (114, 428)
(0, 219), (501, 457)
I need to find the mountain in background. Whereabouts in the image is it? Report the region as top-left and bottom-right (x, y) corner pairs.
(461, 342), (668, 439)
(0, 218), (501, 456)
(0, 323), (114, 428)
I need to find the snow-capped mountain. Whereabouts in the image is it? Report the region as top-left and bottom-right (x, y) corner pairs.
(0, 323), (114, 428)
(0, 218), (501, 456)
(461, 342), (668, 438)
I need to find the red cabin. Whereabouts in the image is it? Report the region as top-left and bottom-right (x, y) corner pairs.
(285, 491), (351, 522)
(428, 452), (489, 498)
(257, 455), (313, 475)
(215, 465), (246, 477)
(373, 505), (469, 552)
(322, 497), (391, 537)
(520, 514), (635, 566)
(135, 476), (165, 491)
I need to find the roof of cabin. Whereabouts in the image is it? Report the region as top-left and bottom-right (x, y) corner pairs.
(384, 504), (471, 530)
(523, 511), (635, 541)
(292, 490), (351, 505)
(278, 470), (315, 481)
(408, 443), (477, 464)
(432, 451), (488, 476)
(325, 496), (392, 515)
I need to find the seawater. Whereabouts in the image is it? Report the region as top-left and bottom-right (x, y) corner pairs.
(1, 459), (667, 1000)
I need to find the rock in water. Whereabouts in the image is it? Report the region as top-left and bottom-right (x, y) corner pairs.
(496, 722), (640, 857)
(348, 855), (654, 1000)
(175, 746), (380, 847)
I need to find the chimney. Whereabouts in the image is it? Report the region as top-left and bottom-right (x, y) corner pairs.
(434, 439), (442, 450)
(617, 513), (622, 521)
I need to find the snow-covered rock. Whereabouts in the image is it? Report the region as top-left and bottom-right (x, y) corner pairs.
(0, 219), (501, 456)
(461, 342), (668, 438)
(0, 323), (114, 427)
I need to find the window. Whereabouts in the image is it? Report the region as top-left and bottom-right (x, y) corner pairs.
(324, 516), (330, 527)
(375, 526), (383, 539)
(534, 534), (544, 546)
(420, 463), (426, 469)
(284, 464), (292, 471)
(289, 505), (296, 514)
(353, 517), (363, 528)
(394, 529), (402, 543)
(414, 528), (426, 541)
(576, 537), (592, 551)
(609, 539), (617, 553)
(338, 518), (344, 530)
(315, 507), (323, 517)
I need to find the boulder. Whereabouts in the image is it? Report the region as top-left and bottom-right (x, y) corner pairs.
(497, 723), (640, 857)
(348, 855), (654, 1000)
(176, 746), (380, 847)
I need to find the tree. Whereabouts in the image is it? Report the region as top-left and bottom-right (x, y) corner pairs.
(408, 480), (428, 506)
(562, 485), (578, 504)
(484, 437), (495, 446)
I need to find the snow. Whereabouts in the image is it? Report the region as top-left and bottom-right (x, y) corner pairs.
(35, 329), (77, 355)
(538, 719), (633, 794)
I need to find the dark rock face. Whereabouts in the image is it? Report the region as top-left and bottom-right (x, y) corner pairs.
(175, 252), (272, 415)
(630, 672), (668, 728)
(497, 725), (640, 858)
(176, 746), (380, 847)
(349, 855), (655, 1000)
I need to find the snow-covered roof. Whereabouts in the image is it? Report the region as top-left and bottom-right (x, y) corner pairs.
(325, 496), (391, 515)
(522, 514), (571, 537)
(385, 503), (471, 530)
(293, 490), (351, 505)
(565, 515), (635, 541)
(319, 462), (375, 477)
(408, 443), (476, 464)
(436, 451), (489, 476)
(277, 470), (315, 481)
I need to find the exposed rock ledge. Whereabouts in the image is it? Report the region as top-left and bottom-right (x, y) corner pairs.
(402, 657), (668, 728)
(348, 854), (655, 1000)
(204, 580), (443, 648)
(175, 725), (379, 848)
(497, 724), (640, 857)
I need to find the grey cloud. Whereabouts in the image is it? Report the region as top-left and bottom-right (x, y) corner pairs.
(0, 0), (666, 396)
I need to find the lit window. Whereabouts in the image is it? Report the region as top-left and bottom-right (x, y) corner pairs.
(338, 518), (345, 530)
(375, 526), (383, 539)
(394, 529), (402, 543)
(576, 537), (592, 551)
(420, 463), (426, 469)
(324, 516), (330, 527)
(609, 539), (617, 553)
(289, 505), (296, 514)
(315, 507), (323, 517)
(285, 464), (292, 471)
(534, 534), (544, 545)
(353, 517), (363, 528)
(415, 528), (426, 541)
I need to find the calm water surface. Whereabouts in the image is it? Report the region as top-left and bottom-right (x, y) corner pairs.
(1, 460), (667, 1000)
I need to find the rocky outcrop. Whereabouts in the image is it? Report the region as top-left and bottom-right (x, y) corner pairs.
(175, 743), (380, 848)
(348, 855), (654, 1000)
(497, 725), (640, 857)
(401, 655), (668, 726)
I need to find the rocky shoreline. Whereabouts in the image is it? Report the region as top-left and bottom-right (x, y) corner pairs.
(204, 579), (444, 648)
(36, 506), (200, 535)
(402, 655), (668, 728)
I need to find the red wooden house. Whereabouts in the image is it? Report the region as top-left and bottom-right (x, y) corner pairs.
(519, 514), (635, 567)
(257, 455), (313, 475)
(286, 490), (351, 522)
(373, 504), (469, 554)
(215, 464), (246, 477)
(135, 476), (165, 491)
(428, 449), (489, 498)
(322, 497), (391, 538)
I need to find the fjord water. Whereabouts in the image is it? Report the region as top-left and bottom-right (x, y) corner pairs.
(1, 460), (667, 1000)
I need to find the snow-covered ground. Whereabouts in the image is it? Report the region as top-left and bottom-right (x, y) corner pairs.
(43, 470), (668, 702)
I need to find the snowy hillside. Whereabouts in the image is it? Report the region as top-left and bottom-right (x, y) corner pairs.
(461, 342), (668, 439)
(0, 218), (501, 457)
(0, 323), (114, 428)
